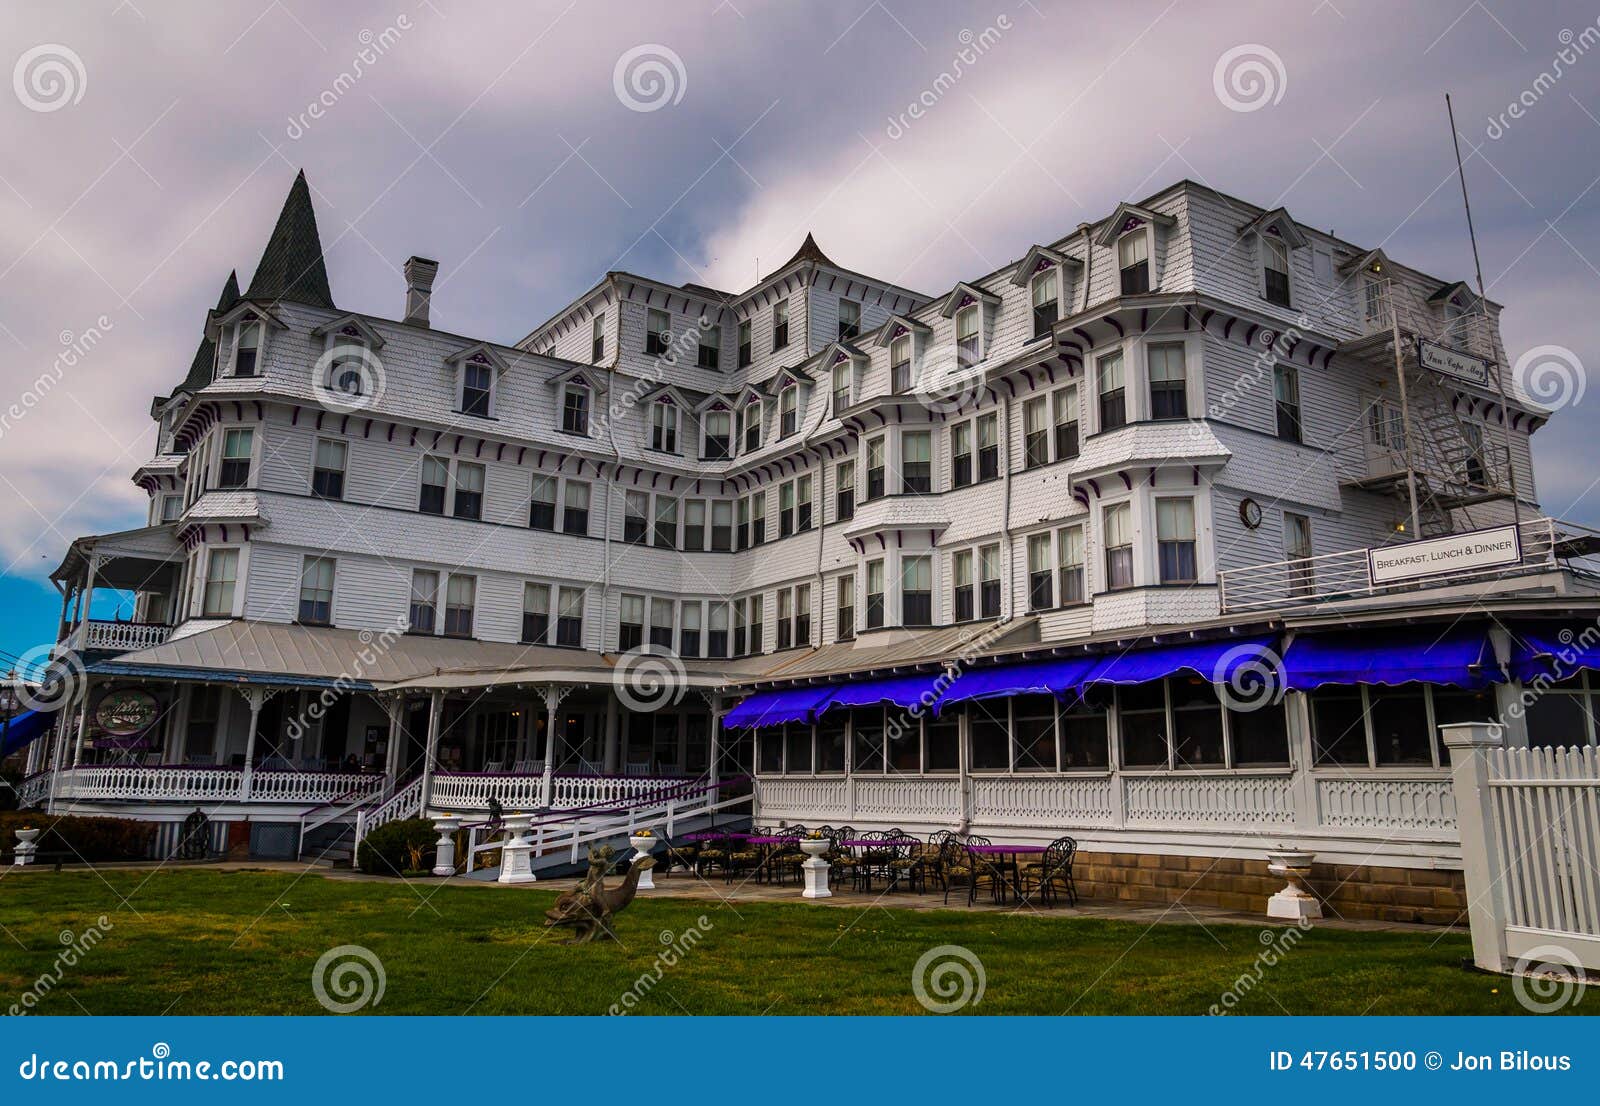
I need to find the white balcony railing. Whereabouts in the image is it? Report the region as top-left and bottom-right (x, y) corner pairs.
(426, 772), (699, 813)
(50, 765), (384, 805)
(80, 620), (172, 652)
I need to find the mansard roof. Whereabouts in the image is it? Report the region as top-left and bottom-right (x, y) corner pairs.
(244, 170), (334, 310)
(172, 270), (239, 398)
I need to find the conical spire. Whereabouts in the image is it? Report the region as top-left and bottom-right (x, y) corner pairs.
(172, 270), (241, 398)
(779, 231), (837, 272)
(244, 170), (334, 309)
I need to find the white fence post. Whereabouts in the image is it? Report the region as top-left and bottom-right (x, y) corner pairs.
(1442, 721), (1510, 973)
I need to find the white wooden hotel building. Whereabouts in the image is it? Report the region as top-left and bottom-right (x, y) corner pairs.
(16, 171), (1600, 919)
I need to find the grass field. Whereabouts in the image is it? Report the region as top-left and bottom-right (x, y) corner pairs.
(0, 868), (1557, 1015)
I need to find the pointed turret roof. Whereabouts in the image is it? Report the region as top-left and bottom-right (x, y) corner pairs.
(171, 270), (240, 397)
(779, 231), (837, 271)
(244, 170), (334, 310)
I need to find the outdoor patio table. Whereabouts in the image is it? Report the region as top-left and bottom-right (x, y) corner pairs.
(682, 831), (753, 841)
(747, 835), (800, 844)
(840, 838), (918, 848)
(968, 844), (1047, 904)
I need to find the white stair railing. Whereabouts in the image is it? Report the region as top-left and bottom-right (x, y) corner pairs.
(351, 776), (425, 860)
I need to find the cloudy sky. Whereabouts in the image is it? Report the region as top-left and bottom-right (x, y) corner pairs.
(0, 0), (1597, 671)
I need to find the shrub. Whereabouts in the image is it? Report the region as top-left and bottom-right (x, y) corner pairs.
(0, 811), (157, 862)
(356, 818), (445, 876)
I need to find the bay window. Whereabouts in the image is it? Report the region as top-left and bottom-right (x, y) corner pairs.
(218, 427), (253, 489)
(1148, 343), (1187, 420)
(557, 586), (584, 647)
(1027, 533), (1053, 611)
(901, 555), (931, 626)
(1053, 385), (1079, 460)
(1098, 351), (1126, 431)
(444, 574), (475, 637)
(522, 583), (551, 644)
(711, 500), (733, 551)
(835, 460), (855, 521)
(1057, 524), (1085, 604)
(202, 548), (238, 617)
(1156, 497), (1197, 584)
(866, 437), (885, 500)
(953, 549), (974, 622)
(901, 431), (931, 494)
(866, 560), (885, 629)
(1104, 502), (1134, 591)
(683, 499), (706, 551)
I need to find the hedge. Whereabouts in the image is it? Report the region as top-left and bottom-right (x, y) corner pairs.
(0, 811), (157, 862)
(356, 818), (451, 876)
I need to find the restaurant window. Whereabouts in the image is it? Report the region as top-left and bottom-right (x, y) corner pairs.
(649, 597), (674, 649)
(816, 715), (847, 773)
(772, 299), (789, 350)
(707, 603), (730, 659)
(202, 549), (238, 617)
(311, 438), (346, 499)
(925, 714), (960, 772)
(1119, 230), (1150, 294)
(866, 437), (886, 500)
(408, 569), (438, 633)
(703, 408), (732, 459)
(1031, 269), (1058, 338)
(218, 427), (253, 489)
(836, 574), (855, 642)
(887, 710), (920, 773)
(444, 574), (476, 637)
(1118, 682), (1168, 768)
(838, 298), (861, 341)
(955, 304), (980, 366)
(522, 582), (551, 645)
(1104, 501), (1134, 591)
(1023, 397), (1048, 469)
(1274, 365), (1302, 443)
(683, 500), (706, 552)
(562, 480), (590, 535)
(711, 500), (733, 552)
(160, 494), (182, 523)
(461, 362), (492, 417)
(1156, 498), (1197, 584)
(977, 413), (999, 480)
(557, 586), (584, 647)
(901, 431), (931, 494)
(1058, 524), (1085, 605)
(419, 455), (448, 515)
(901, 555), (932, 626)
(1262, 234), (1292, 307)
(680, 602), (702, 658)
(835, 460), (855, 521)
(623, 490), (648, 545)
(1098, 350), (1126, 431)
(297, 556), (335, 625)
(653, 497), (678, 549)
(1370, 687), (1432, 766)
(738, 319), (751, 367)
(1014, 694), (1057, 771)
(866, 559), (885, 629)
(758, 728), (783, 774)
(618, 594), (644, 651)
(1311, 688), (1370, 766)
(561, 383), (590, 435)
(1171, 678), (1225, 767)
(645, 308), (670, 356)
(1027, 533), (1053, 611)
(452, 461), (484, 521)
(953, 550), (974, 622)
(651, 400), (679, 453)
(852, 707), (885, 772)
(979, 543), (1001, 618)
(890, 334), (912, 394)
(529, 475), (557, 530)
(1053, 386), (1079, 461)
(697, 325), (720, 370)
(1148, 343), (1187, 420)
(785, 723), (813, 774)
(1230, 698), (1290, 767)
(968, 701), (1009, 771)
(950, 422), (973, 488)
(1059, 688), (1111, 769)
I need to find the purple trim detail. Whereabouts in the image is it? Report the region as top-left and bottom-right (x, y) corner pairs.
(1107, 316), (1124, 338)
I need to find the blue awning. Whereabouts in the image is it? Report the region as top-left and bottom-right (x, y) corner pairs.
(816, 671), (957, 717)
(1281, 625), (1498, 691)
(722, 687), (835, 730)
(0, 709), (53, 759)
(933, 656), (1100, 714)
(1508, 625), (1600, 684)
(1083, 636), (1279, 687)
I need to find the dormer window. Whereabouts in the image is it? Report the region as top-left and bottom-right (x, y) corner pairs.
(955, 304), (980, 366)
(562, 383), (591, 435)
(646, 309), (670, 357)
(233, 320), (261, 376)
(1262, 234), (1292, 307)
(327, 338), (368, 399)
(461, 360), (492, 417)
(838, 298), (860, 340)
(772, 299), (789, 350)
(891, 333), (913, 393)
(778, 381), (798, 438)
(698, 324), (721, 370)
(738, 320), (752, 367)
(591, 314), (605, 362)
(702, 405), (731, 460)
(1031, 269), (1059, 337)
(651, 398), (680, 453)
(1364, 273), (1390, 328)
(1119, 231), (1150, 294)
(741, 399), (762, 452)
(832, 361), (851, 412)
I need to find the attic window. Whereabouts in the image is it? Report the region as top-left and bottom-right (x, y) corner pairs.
(741, 398), (762, 452)
(561, 382), (591, 435)
(233, 320), (262, 377)
(1262, 234), (1292, 307)
(955, 303), (980, 366)
(1031, 267), (1059, 338)
(651, 397), (680, 453)
(779, 380), (799, 438)
(838, 298), (861, 340)
(1118, 228), (1150, 295)
(891, 333), (912, 393)
(461, 356), (493, 417)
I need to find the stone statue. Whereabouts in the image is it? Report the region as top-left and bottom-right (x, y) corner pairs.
(543, 845), (656, 945)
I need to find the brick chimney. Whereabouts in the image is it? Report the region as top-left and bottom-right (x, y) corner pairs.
(403, 256), (439, 326)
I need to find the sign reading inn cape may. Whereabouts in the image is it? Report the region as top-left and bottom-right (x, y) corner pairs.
(1417, 338), (1492, 387)
(1369, 525), (1522, 584)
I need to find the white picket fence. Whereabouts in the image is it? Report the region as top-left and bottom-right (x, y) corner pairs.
(1447, 723), (1600, 974)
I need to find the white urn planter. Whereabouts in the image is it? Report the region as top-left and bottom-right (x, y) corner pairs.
(800, 838), (832, 899)
(629, 833), (658, 890)
(13, 827), (41, 866)
(497, 815), (536, 884)
(1266, 849), (1321, 922)
(430, 815), (462, 877)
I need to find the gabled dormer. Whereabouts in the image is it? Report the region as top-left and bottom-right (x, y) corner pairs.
(938, 283), (1000, 369)
(875, 315), (931, 395)
(734, 383), (770, 453)
(309, 314), (387, 405)
(1340, 248), (1397, 334)
(1428, 281), (1483, 336)
(817, 340), (870, 412)
(641, 384), (693, 455)
(549, 365), (604, 437)
(209, 300), (287, 380)
(1011, 246), (1083, 340)
(1237, 207), (1308, 309)
(767, 366), (813, 441)
(444, 342), (510, 419)
(695, 392), (737, 460)
(1093, 201), (1176, 296)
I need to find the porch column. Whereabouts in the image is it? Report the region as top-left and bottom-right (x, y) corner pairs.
(419, 690), (444, 811)
(46, 710), (73, 814)
(71, 676), (94, 766)
(76, 553), (100, 651)
(1488, 624), (1531, 747)
(238, 688), (268, 801)
(707, 694), (722, 785)
(382, 694), (404, 790)
(538, 684), (570, 810)
(1443, 722), (1510, 972)
(166, 684), (194, 765)
(1286, 690), (1319, 830)
(54, 582), (72, 647)
(603, 695), (620, 774)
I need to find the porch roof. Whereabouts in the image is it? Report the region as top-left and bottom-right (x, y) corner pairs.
(51, 525), (183, 585)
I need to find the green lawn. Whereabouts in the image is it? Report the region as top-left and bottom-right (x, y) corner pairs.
(0, 868), (1552, 1015)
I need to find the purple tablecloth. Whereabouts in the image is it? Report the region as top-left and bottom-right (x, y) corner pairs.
(841, 838), (919, 848)
(682, 831), (752, 841)
(748, 835), (800, 845)
(968, 844), (1047, 854)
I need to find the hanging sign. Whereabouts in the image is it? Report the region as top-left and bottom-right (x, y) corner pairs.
(1417, 338), (1491, 387)
(95, 688), (160, 736)
(1368, 525), (1521, 584)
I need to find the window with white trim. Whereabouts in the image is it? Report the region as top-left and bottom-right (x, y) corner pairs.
(1262, 234), (1291, 307)
(202, 548), (238, 617)
(901, 555), (931, 626)
(1103, 501), (1134, 591)
(409, 569), (438, 633)
(419, 456), (448, 515)
(312, 438), (346, 499)
(1031, 269), (1059, 338)
(1053, 385), (1079, 460)
(650, 399), (679, 453)
(646, 309), (670, 357)
(1148, 343), (1187, 420)
(619, 594), (644, 651)
(232, 320), (262, 377)
(444, 574), (476, 637)
(697, 324), (720, 370)
(838, 299), (860, 340)
(955, 304), (980, 366)
(890, 333), (912, 393)
(702, 406), (731, 459)
(452, 461), (484, 521)
(1023, 397), (1048, 469)
(1156, 498), (1197, 584)
(561, 383), (591, 435)
(522, 582), (551, 644)
(1058, 524), (1085, 605)
(1118, 231), (1150, 294)
(530, 475), (557, 531)
(218, 427), (254, 490)
(836, 573), (855, 642)
(1098, 351), (1126, 431)
(772, 299), (789, 350)
(461, 361), (492, 417)
(778, 383), (798, 438)
(557, 586), (585, 647)
(1027, 533), (1053, 611)
(562, 480), (590, 535)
